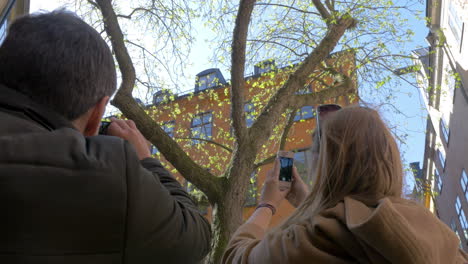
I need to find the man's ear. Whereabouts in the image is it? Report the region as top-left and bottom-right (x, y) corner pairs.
(84, 96), (110, 137)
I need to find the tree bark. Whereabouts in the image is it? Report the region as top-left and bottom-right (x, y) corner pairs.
(95, 0), (222, 203)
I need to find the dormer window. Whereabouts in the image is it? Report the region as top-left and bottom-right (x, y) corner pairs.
(195, 68), (226, 92)
(153, 89), (174, 105)
(254, 59), (276, 75)
(198, 72), (216, 90)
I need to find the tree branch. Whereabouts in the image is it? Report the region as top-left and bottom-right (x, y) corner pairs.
(175, 137), (233, 153)
(116, 7), (150, 19)
(254, 108), (297, 169)
(95, 0), (136, 97)
(312, 0), (331, 21)
(230, 0), (256, 141)
(280, 109), (297, 150)
(94, 0), (222, 203)
(254, 2), (320, 16)
(254, 155), (276, 169)
(248, 15), (356, 151)
(294, 77), (356, 108)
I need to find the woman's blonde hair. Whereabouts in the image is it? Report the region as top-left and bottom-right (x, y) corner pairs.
(281, 106), (403, 228)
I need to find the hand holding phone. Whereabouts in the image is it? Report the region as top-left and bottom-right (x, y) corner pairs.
(277, 150), (294, 191)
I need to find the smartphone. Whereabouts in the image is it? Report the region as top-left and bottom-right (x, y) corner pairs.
(99, 121), (112, 135)
(277, 151), (294, 190)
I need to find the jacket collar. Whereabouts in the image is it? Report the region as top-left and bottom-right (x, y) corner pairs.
(0, 84), (75, 131)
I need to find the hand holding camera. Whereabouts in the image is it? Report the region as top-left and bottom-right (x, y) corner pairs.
(100, 118), (152, 160)
(259, 151), (310, 209)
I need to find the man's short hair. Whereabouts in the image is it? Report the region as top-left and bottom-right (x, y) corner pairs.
(0, 9), (116, 120)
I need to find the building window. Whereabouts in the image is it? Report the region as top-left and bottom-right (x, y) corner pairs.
(294, 149), (314, 186)
(162, 121), (175, 138)
(244, 172), (257, 207)
(194, 69), (226, 92)
(150, 145), (158, 155)
(294, 106), (315, 121)
(254, 59), (276, 75)
(437, 149), (446, 170)
(447, 1), (464, 45)
(455, 196), (468, 241)
(451, 218), (462, 248)
(153, 90), (174, 105)
(150, 121), (175, 154)
(440, 117), (450, 144)
(198, 72), (217, 91)
(462, 169), (468, 202)
(434, 168), (443, 194)
(244, 102), (255, 128)
(0, 20), (7, 44)
(191, 112), (213, 144)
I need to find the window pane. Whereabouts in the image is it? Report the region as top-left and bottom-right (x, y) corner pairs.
(191, 113), (213, 144)
(302, 106), (315, 119)
(192, 116), (201, 126)
(198, 73), (216, 90)
(192, 127), (201, 137)
(463, 169), (468, 202)
(162, 122), (174, 138)
(150, 145), (158, 155)
(295, 106), (315, 121)
(0, 21), (7, 44)
(438, 149), (446, 169)
(440, 117), (449, 143)
(294, 150), (313, 186)
(202, 113), (212, 124)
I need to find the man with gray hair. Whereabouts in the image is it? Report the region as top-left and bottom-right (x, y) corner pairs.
(0, 10), (211, 263)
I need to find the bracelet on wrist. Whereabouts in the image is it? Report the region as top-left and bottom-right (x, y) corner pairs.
(256, 203), (276, 215)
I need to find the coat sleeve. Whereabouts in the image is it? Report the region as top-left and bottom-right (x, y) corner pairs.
(123, 142), (211, 263)
(222, 221), (352, 264)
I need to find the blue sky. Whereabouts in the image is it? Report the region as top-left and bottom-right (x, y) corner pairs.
(30, 0), (429, 191)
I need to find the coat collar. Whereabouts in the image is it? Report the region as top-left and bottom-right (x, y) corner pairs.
(0, 84), (75, 131)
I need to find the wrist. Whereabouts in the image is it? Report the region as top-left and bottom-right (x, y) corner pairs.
(256, 203), (276, 215)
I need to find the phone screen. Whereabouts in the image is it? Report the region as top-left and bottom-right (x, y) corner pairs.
(279, 157), (293, 182)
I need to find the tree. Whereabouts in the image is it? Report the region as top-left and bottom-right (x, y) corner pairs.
(74, 0), (419, 262)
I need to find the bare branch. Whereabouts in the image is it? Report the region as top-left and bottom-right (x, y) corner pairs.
(94, 0), (222, 203)
(312, 0), (331, 21)
(280, 109), (297, 150)
(254, 2), (320, 16)
(249, 15), (356, 150)
(295, 77), (356, 108)
(325, 0), (335, 13)
(116, 7), (150, 19)
(254, 108), (297, 169)
(230, 0), (256, 141)
(175, 137), (233, 153)
(247, 39), (308, 57)
(95, 0), (135, 96)
(87, 0), (99, 9)
(254, 155), (276, 169)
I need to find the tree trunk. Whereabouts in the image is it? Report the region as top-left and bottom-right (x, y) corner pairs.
(206, 142), (257, 263)
(208, 195), (243, 263)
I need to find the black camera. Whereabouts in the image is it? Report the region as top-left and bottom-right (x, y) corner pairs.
(99, 121), (112, 135)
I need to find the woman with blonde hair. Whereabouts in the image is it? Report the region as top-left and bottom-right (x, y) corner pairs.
(222, 106), (467, 263)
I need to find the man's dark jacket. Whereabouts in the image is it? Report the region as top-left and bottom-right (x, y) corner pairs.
(0, 85), (212, 263)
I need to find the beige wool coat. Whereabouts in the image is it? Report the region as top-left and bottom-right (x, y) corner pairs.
(222, 197), (468, 263)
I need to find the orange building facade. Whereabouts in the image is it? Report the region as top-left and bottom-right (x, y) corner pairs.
(146, 51), (357, 227)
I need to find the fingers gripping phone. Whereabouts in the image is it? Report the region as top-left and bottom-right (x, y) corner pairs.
(277, 151), (294, 191)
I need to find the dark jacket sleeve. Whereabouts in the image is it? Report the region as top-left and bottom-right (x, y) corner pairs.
(123, 142), (211, 263)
